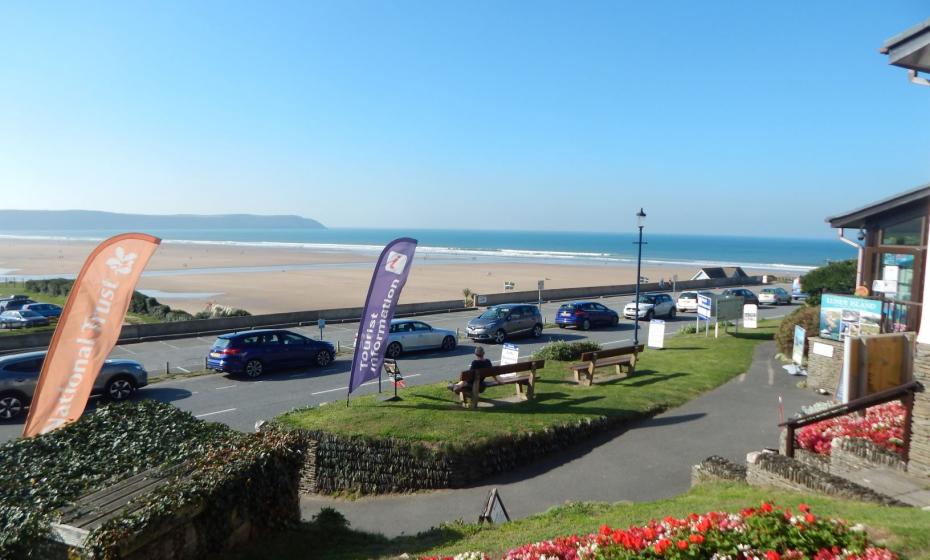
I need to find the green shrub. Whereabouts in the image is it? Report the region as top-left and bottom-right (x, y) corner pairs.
(679, 323), (698, 334)
(775, 305), (820, 356)
(164, 310), (195, 322)
(801, 259), (856, 305)
(194, 310), (213, 319)
(533, 340), (601, 361)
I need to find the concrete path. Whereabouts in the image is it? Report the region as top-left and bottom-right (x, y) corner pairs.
(300, 341), (822, 536)
(834, 466), (930, 509)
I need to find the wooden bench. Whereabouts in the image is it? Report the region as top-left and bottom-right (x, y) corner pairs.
(569, 344), (644, 386)
(454, 359), (545, 410)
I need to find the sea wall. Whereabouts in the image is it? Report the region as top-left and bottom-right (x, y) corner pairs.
(0, 277), (763, 353)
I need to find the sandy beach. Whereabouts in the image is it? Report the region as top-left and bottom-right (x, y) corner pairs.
(0, 238), (767, 315)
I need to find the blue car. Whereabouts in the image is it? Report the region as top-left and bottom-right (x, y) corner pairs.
(554, 301), (620, 330)
(206, 329), (335, 378)
(22, 303), (63, 319)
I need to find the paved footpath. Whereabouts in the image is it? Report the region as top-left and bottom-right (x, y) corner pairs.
(300, 341), (822, 536)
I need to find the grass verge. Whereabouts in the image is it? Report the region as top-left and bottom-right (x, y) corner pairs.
(227, 482), (930, 560)
(0, 283), (153, 334)
(276, 322), (779, 445)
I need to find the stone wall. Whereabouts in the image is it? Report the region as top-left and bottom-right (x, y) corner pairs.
(832, 437), (906, 473)
(806, 337), (844, 394)
(909, 343), (930, 477)
(746, 451), (906, 506)
(690, 455), (747, 487)
(297, 417), (617, 494)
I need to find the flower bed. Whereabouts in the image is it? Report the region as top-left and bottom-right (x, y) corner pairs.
(795, 401), (907, 456)
(422, 502), (896, 560)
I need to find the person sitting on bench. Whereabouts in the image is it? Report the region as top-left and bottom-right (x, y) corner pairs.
(450, 346), (495, 394)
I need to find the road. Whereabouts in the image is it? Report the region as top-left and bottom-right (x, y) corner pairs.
(0, 287), (799, 442)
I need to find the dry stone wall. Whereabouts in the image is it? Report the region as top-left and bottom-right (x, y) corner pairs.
(805, 337), (844, 394)
(910, 343), (930, 477)
(295, 417), (616, 494)
(690, 455), (747, 487)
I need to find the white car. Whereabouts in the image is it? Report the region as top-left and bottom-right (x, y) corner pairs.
(758, 287), (791, 305)
(623, 293), (676, 321)
(676, 291), (699, 312)
(384, 319), (457, 359)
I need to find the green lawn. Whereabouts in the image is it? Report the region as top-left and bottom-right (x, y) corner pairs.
(277, 322), (778, 445)
(227, 482), (930, 560)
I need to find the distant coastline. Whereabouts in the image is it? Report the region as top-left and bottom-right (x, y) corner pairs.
(0, 210), (325, 230)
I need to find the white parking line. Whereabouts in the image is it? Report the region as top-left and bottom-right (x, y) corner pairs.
(311, 374), (421, 396)
(176, 366), (190, 373)
(116, 345), (138, 355)
(195, 408), (236, 418)
(215, 385), (236, 390)
(159, 340), (180, 350)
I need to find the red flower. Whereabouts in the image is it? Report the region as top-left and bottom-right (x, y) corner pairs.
(689, 533), (704, 544)
(654, 539), (671, 554)
(761, 502), (774, 513)
(805, 513), (816, 524)
(799, 503), (810, 513)
(766, 551), (781, 560)
(677, 540), (689, 550)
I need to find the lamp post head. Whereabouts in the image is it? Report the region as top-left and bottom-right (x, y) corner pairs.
(636, 208), (646, 229)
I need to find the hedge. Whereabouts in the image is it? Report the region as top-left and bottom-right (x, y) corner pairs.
(0, 400), (299, 558)
(533, 340), (601, 361)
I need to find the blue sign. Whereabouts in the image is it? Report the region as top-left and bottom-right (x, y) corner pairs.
(819, 293), (882, 341)
(697, 294), (713, 320)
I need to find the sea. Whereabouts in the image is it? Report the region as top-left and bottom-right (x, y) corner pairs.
(0, 228), (855, 273)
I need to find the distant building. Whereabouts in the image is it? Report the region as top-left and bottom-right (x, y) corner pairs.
(690, 267), (748, 281)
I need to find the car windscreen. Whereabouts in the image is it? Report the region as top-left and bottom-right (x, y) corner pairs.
(213, 338), (232, 349)
(19, 310), (42, 318)
(479, 308), (509, 319)
(636, 296), (655, 304)
(761, 288), (776, 293)
(679, 293), (697, 299)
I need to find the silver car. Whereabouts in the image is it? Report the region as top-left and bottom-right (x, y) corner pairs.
(0, 351), (149, 421)
(384, 319), (457, 359)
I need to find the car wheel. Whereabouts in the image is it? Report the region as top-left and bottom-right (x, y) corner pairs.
(0, 393), (25, 420)
(532, 324), (543, 338)
(611, 316), (619, 326)
(244, 359), (264, 378)
(441, 336), (456, 351)
(558, 323), (566, 329)
(493, 329), (507, 344)
(581, 319), (591, 331)
(315, 350), (333, 367)
(668, 307), (676, 319)
(644, 310), (653, 321)
(105, 376), (136, 401)
(386, 342), (403, 359)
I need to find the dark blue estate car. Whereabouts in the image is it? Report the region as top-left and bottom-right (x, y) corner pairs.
(206, 329), (335, 378)
(554, 301), (620, 330)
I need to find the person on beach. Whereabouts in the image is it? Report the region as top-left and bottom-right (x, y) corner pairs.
(451, 346), (494, 394)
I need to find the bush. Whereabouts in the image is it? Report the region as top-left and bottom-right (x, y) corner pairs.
(775, 305), (820, 356)
(0, 401), (237, 557)
(801, 259), (856, 305)
(533, 340), (601, 361)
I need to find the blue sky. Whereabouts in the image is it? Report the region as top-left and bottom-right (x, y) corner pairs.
(2, 1), (928, 237)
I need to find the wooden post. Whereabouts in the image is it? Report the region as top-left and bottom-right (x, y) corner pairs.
(527, 364), (536, 400)
(469, 378), (480, 410)
(785, 425), (796, 458)
(902, 390), (915, 464)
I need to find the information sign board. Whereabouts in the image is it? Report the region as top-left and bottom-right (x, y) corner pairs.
(716, 297), (743, 322)
(647, 319), (665, 349)
(500, 343), (519, 366)
(697, 294), (713, 320)
(792, 325), (806, 365)
(743, 304), (758, 329)
(819, 293), (882, 341)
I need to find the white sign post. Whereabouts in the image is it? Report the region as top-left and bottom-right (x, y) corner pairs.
(743, 304), (758, 329)
(698, 294), (713, 337)
(501, 343), (519, 366)
(647, 319), (665, 349)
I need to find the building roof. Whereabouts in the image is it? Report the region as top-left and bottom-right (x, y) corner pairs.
(694, 267), (747, 279)
(826, 182), (930, 229)
(880, 17), (930, 72)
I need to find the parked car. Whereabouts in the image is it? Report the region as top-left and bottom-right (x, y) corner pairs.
(384, 319), (457, 359)
(676, 291), (699, 313)
(721, 288), (760, 306)
(0, 351), (148, 421)
(0, 309), (50, 329)
(21, 303), (63, 319)
(623, 293), (676, 320)
(206, 329), (335, 378)
(0, 297), (35, 312)
(554, 301), (619, 330)
(466, 304), (543, 344)
(758, 287), (791, 305)
(791, 277), (808, 301)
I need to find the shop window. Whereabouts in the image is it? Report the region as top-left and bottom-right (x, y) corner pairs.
(881, 216), (924, 246)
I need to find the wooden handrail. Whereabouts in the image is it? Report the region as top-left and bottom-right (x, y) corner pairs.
(781, 380), (922, 461)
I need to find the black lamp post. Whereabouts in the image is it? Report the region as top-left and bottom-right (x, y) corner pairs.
(633, 208), (646, 346)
